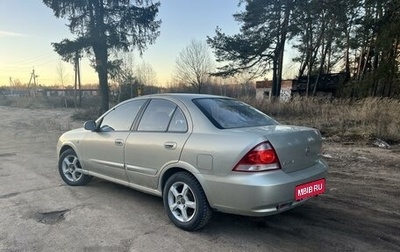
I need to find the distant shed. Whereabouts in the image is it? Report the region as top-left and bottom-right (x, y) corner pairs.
(291, 73), (348, 97)
(256, 80), (292, 101)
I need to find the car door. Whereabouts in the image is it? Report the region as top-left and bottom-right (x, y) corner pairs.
(124, 98), (191, 188)
(80, 99), (146, 182)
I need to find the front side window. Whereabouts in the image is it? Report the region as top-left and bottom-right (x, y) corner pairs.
(193, 98), (278, 129)
(100, 100), (146, 131)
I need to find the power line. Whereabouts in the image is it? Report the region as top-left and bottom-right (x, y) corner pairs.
(4, 52), (55, 65)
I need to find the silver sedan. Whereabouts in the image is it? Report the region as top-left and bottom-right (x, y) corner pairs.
(57, 93), (328, 231)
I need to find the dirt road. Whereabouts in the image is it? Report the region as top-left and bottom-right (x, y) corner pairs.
(0, 106), (399, 252)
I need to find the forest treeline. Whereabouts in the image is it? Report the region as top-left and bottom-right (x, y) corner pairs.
(207, 0), (400, 98)
(20, 0), (400, 107)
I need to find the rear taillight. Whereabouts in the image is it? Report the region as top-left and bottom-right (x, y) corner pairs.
(233, 142), (281, 172)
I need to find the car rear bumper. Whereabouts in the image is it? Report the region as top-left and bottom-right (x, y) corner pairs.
(201, 159), (328, 217)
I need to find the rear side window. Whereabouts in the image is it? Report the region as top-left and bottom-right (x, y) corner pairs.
(137, 99), (189, 133)
(137, 99), (175, 132)
(168, 107), (188, 132)
(193, 98), (278, 129)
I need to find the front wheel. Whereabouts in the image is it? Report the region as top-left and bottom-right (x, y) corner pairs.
(163, 172), (212, 231)
(58, 149), (92, 186)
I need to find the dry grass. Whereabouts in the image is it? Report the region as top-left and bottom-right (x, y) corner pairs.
(32, 118), (74, 132)
(244, 96), (400, 143)
(71, 107), (100, 121)
(0, 96), (100, 109)
(2, 95), (399, 143)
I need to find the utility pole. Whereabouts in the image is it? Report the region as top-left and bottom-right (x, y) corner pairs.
(9, 77), (14, 96)
(28, 68), (38, 87)
(28, 68), (39, 97)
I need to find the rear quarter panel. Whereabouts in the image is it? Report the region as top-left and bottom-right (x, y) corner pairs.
(180, 130), (263, 177)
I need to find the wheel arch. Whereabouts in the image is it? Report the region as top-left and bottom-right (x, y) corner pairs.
(159, 166), (211, 204)
(58, 143), (81, 161)
(160, 167), (186, 194)
(59, 144), (74, 157)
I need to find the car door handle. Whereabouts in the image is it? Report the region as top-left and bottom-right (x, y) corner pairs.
(164, 142), (177, 150)
(115, 139), (124, 146)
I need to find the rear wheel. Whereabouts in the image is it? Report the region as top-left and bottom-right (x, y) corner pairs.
(163, 172), (212, 231)
(58, 149), (92, 186)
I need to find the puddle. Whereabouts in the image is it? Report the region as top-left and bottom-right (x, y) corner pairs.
(0, 192), (20, 199)
(34, 209), (70, 225)
(0, 153), (16, 157)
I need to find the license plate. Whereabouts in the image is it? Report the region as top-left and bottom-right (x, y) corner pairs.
(295, 179), (326, 201)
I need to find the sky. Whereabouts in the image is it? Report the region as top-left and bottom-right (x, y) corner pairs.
(0, 0), (242, 87)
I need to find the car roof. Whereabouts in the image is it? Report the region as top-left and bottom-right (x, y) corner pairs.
(131, 93), (233, 103)
(141, 93), (228, 99)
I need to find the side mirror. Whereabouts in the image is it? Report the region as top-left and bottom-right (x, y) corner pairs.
(84, 120), (97, 131)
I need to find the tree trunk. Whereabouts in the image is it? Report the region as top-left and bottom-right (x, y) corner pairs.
(313, 40), (325, 96)
(314, 17), (331, 96)
(97, 53), (109, 114)
(356, 47), (364, 80)
(388, 37), (399, 97)
(91, 0), (109, 113)
(276, 5), (290, 97)
(271, 59), (279, 97)
(306, 59), (311, 96)
(297, 51), (308, 78)
(271, 0), (292, 97)
(93, 43), (109, 113)
(344, 25), (351, 74)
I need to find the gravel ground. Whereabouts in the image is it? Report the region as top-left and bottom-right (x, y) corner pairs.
(0, 106), (399, 252)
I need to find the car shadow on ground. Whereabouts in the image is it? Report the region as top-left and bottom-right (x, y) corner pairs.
(84, 179), (399, 251)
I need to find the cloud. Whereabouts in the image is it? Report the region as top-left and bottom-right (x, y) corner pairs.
(0, 30), (28, 38)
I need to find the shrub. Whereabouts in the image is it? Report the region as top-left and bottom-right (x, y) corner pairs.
(245, 96), (400, 143)
(71, 107), (100, 121)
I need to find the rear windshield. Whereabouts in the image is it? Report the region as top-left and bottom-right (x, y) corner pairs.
(193, 98), (278, 129)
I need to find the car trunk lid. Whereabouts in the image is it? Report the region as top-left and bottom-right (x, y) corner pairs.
(233, 125), (322, 173)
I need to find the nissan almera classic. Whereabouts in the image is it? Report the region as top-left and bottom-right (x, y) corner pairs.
(57, 93), (328, 231)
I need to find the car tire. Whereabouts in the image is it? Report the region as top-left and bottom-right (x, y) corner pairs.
(163, 172), (212, 231)
(58, 149), (92, 186)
